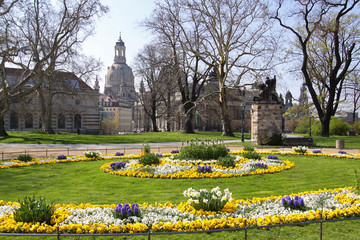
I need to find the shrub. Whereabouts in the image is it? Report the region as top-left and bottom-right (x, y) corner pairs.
(354, 121), (360, 135)
(243, 146), (254, 152)
(218, 155), (236, 168)
(183, 187), (232, 212)
(139, 153), (160, 166)
(179, 139), (228, 160)
(312, 117), (353, 136)
(330, 117), (353, 135)
(142, 144), (151, 154)
(242, 150), (261, 160)
(13, 196), (55, 225)
(17, 154), (32, 162)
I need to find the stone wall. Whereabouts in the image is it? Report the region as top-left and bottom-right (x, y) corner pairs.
(251, 103), (282, 144)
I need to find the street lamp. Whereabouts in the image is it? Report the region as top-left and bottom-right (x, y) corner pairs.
(240, 104), (245, 142)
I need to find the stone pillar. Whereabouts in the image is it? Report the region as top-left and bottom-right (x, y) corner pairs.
(251, 103), (282, 144)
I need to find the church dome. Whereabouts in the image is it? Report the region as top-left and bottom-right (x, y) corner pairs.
(104, 35), (136, 101)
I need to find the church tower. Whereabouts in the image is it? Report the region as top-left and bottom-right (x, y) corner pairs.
(104, 34), (136, 102)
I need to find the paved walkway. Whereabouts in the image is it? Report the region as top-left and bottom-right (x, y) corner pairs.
(0, 139), (358, 160)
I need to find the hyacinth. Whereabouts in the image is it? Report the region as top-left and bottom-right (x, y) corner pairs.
(281, 195), (305, 210)
(198, 165), (211, 173)
(338, 151), (347, 154)
(114, 203), (140, 220)
(171, 150), (179, 154)
(115, 152), (124, 156)
(57, 155), (67, 160)
(268, 155), (278, 159)
(183, 186), (232, 212)
(312, 150), (321, 154)
(292, 146), (308, 154)
(110, 162), (126, 170)
(254, 162), (267, 168)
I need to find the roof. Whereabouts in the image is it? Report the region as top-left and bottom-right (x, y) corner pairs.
(4, 67), (93, 91)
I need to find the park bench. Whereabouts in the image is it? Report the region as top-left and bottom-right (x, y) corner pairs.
(284, 137), (313, 146)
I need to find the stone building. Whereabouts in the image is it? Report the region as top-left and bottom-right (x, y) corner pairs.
(99, 35), (136, 134)
(4, 68), (100, 134)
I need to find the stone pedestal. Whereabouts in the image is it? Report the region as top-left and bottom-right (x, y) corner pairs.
(251, 103), (282, 144)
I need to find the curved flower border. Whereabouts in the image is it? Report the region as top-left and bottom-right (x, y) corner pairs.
(0, 150), (358, 170)
(100, 157), (295, 179)
(1, 187), (359, 234)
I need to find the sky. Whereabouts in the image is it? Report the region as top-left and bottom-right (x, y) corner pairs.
(82, 0), (303, 99)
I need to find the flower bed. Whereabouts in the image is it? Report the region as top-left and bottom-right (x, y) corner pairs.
(0, 187), (359, 234)
(101, 156), (295, 179)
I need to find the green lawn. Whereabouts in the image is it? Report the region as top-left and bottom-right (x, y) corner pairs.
(0, 131), (250, 144)
(1, 153), (360, 239)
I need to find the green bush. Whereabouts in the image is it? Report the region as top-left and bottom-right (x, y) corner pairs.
(242, 150), (261, 160)
(179, 144), (228, 160)
(294, 118), (312, 134)
(13, 196), (55, 225)
(354, 121), (360, 135)
(142, 144), (151, 154)
(312, 117), (353, 136)
(330, 117), (353, 135)
(218, 155), (236, 168)
(243, 146), (255, 152)
(17, 154), (33, 162)
(139, 153), (160, 166)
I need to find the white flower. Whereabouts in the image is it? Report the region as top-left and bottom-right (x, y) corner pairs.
(212, 195), (217, 200)
(203, 199), (208, 204)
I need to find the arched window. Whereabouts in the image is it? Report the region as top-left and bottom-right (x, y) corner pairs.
(74, 114), (81, 129)
(58, 114), (65, 129)
(10, 112), (19, 129)
(24, 113), (33, 128)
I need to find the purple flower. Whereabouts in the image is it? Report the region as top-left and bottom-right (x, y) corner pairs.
(281, 197), (286, 205)
(57, 154), (66, 160)
(299, 198), (304, 206)
(287, 199), (292, 205)
(171, 150), (179, 154)
(268, 155), (278, 159)
(116, 152), (124, 156)
(293, 200), (299, 208)
(338, 151), (346, 154)
(115, 206), (121, 212)
(132, 203), (139, 215)
(312, 150), (321, 154)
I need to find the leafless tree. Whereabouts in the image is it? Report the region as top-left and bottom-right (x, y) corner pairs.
(0, 0), (107, 135)
(344, 71), (360, 123)
(152, 0), (275, 136)
(274, 0), (360, 137)
(135, 44), (170, 132)
(142, 1), (208, 134)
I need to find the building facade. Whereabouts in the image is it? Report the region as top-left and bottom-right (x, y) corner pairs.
(4, 68), (100, 134)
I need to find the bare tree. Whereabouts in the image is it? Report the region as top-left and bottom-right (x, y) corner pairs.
(344, 71), (360, 123)
(142, 1), (208, 134)
(154, 0), (274, 136)
(0, 0), (18, 16)
(274, 0), (360, 137)
(0, 0), (107, 135)
(135, 44), (169, 132)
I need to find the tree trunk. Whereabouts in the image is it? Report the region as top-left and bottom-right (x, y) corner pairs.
(321, 115), (331, 137)
(0, 116), (8, 136)
(219, 87), (234, 137)
(38, 89), (55, 134)
(183, 102), (195, 134)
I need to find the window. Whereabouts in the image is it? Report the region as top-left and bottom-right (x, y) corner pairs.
(25, 113), (33, 128)
(10, 112), (18, 129)
(58, 114), (65, 129)
(74, 114), (81, 129)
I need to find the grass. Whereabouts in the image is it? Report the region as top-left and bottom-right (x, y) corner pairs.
(0, 131), (250, 144)
(1, 153), (360, 239)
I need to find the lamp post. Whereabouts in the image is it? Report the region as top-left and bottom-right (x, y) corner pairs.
(240, 104), (245, 142)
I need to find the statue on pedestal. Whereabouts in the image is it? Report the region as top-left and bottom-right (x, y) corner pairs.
(253, 76), (280, 104)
